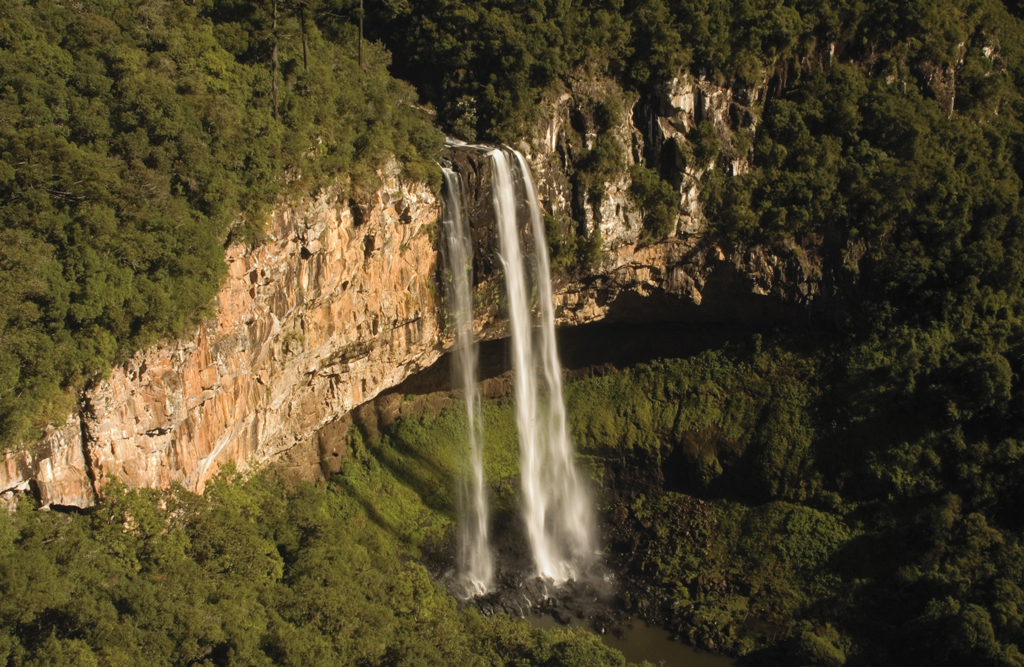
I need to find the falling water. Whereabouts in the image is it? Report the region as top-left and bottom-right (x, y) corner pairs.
(515, 151), (596, 568)
(441, 167), (493, 597)
(490, 148), (597, 584)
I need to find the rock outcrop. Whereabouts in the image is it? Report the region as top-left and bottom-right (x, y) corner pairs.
(0, 416), (92, 509)
(1, 75), (827, 508)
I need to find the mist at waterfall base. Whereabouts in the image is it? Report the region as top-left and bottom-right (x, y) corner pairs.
(438, 145), (605, 608)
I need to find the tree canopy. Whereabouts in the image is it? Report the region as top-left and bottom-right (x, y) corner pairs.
(0, 469), (634, 666)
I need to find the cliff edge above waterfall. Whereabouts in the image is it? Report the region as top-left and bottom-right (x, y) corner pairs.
(1, 77), (824, 507)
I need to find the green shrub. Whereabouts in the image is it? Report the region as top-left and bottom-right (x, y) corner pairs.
(629, 164), (680, 241)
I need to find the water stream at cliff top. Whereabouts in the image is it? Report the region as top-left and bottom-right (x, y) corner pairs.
(490, 147), (597, 583)
(441, 167), (494, 597)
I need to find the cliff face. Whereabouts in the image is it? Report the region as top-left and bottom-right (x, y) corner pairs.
(2, 164), (445, 507)
(1, 76), (826, 508)
(520, 72), (820, 327)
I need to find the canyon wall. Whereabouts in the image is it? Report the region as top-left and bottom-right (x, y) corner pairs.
(2, 164), (445, 508)
(1, 76), (827, 508)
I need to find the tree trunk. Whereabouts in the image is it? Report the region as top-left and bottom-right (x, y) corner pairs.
(272, 0), (280, 120)
(358, 0), (363, 69)
(300, 4), (308, 72)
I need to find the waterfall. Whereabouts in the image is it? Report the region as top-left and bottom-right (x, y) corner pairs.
(441, 167), (493, 597)
(490, 148), (597, 583)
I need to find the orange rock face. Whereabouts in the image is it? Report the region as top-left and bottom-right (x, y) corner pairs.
(86, 166), (445, 497)
(0, 415), (92, 508)
(1, 165), (447, 506)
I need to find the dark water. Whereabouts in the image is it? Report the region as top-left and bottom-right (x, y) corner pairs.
(528, 613), (737, 667)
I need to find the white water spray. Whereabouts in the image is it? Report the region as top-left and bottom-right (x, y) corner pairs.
(490, 148), (597, 583)
(442, 167), (494, 597)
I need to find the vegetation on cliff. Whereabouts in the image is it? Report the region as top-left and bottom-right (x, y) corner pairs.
(370, 0), (1024, 294)
(7, 0), (1024, 451)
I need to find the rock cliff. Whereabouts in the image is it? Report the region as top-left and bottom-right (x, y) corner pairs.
(2, 163), (445, 507)
(1, 75), (826, 508)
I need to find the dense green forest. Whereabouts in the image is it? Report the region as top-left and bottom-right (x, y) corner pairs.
(4, 0), (1024, 664)
(565, 347), (1024, 666)
(0, 468), (633, 666)
(3, 342), (1022, 665)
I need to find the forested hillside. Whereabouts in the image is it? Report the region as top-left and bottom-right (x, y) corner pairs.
(0, 469), (632, 666)
(4, 0), (1024, 665)
(365, 0), (1024, 663)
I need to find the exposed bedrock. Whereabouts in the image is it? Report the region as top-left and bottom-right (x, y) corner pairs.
(2, 74), (840, 508)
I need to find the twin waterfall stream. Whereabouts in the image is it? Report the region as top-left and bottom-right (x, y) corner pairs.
(441, 147), (596, 599)
(441, 168), (494, 597)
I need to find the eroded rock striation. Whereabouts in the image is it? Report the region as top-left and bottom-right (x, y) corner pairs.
(2, 76), (830, 508)
(2, 164), (444, 507)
